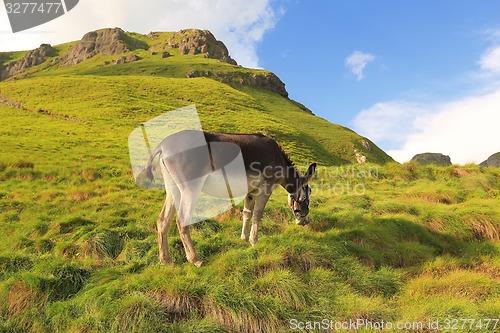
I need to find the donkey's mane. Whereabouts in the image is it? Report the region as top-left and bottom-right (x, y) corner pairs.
(277, 143), (300, 174)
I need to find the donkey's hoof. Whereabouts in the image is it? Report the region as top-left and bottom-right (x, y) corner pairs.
(193, 260), (204, 267)
(159, 257), (172, 265)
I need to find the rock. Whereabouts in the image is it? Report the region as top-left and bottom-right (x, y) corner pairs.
(1, 44), (54, 80)
(411, 153), (452, 166)
(115, 56), (127, 65)
(161, 51), (170, 58)
(355, 152), (367, 164)
(186, 70), (288, 98)
(361, 140), (371, 151)
(114, 54), (139, 65)
(147, 32), (157, 39)
(249, 72), (288, 97)
(480, 152), (500, 167)
(289, 100), (315, 115)
(61, 28), (130, 66)
(126, 54), (139, 62)
(164, 29), (237, 65)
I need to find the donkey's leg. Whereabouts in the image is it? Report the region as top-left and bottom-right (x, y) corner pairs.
(157, 194), (175, 264)
(241, 193), (256, 242)
(249, 189), (272, 246)
(176, 181), (204, 267)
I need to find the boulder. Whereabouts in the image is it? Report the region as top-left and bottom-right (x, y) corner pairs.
(355, 152), (367, 164)
(114, 54), (138, 65)
(411, 153), (452, 166)
(480, 152), (500, 167)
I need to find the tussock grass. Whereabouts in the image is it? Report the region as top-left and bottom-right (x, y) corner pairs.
(0, 254), (33, 276)
(81, 230), (126, 260)
(3, 279), (49, 330)
(0, 55), (499, 331)
(0, 158), (498, 331)
(253, 268), (311, 311)
(111, 293), (168, 333)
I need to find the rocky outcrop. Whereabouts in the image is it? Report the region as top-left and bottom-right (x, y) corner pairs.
(411, 153), (452, 166)
(61, 28), (130, 66)
(361, 140), (372, 151)
(1, 28), (289, 97)
(355, 152), (367, 164)
(290, 100), (314, 115)
(248, 72), (287, 97)
(480, 152), (500, 167)
(186, 70), (288, 97)
(150, 29), (237, 65)
(0, 44), (54, 80)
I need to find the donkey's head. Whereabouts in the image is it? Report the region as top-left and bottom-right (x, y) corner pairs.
(288, 163), (316, 225)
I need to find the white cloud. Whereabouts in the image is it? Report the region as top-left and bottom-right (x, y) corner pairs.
(0, 0), (284, 68)
(353, 101), (432, 150)
(345, 50), (375, 80)
(354, 40), (500, 164)
(478, 46), (500, 75)
(385, 91), (500, 164)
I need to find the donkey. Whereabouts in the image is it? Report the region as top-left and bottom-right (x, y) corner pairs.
(143, 130), (316, 266)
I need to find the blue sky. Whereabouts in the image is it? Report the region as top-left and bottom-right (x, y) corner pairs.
(258, 1), (500, 163)
(1, 0), (499, 163)
(259, 1), (497, 124)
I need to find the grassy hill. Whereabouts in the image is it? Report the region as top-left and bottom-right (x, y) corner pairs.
(0, 29), (499, 332)
(0, 28), (392, 166)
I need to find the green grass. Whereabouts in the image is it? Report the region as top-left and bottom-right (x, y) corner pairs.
(0, 115), (498, 332)
(0, 30), (499, 332)
(0, 74), (389, 166)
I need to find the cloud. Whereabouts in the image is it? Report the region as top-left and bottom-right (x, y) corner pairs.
(353, 101), (432, 150)
(385, 91), (500, 164)
(0, 0), (284, 68)
(353, 30), (500, 164)
(478, 46), (500, 75)
(345, 51), (375, 80)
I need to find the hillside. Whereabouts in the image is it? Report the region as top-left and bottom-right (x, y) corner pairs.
(1, 28), (499, 332)
(0, 27), (392, 166)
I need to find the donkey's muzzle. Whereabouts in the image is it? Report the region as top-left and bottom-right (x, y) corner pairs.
(295, 214), (310, 226)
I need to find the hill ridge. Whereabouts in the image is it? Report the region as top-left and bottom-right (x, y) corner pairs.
(0, 27), (290, 97)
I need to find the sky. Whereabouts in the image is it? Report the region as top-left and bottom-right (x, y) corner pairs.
(1, 0), (500, 164)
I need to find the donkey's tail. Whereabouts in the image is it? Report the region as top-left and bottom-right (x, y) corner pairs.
(142, 143), (163, 181)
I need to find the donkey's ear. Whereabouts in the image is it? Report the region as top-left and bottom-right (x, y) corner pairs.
(304, 163), (317, 182)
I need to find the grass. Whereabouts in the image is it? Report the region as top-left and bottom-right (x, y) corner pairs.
(0, 142), (498, 332)
(0, 29), (498, 331)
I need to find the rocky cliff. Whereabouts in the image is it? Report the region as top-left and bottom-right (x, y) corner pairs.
(480, 152), (500, 167)
(187, 70), (287, 98)
(149, 29), (237, 65)
(411, 153), (452, 166)
(60, 28), (132, 66)
(0, 44), (54, 80)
